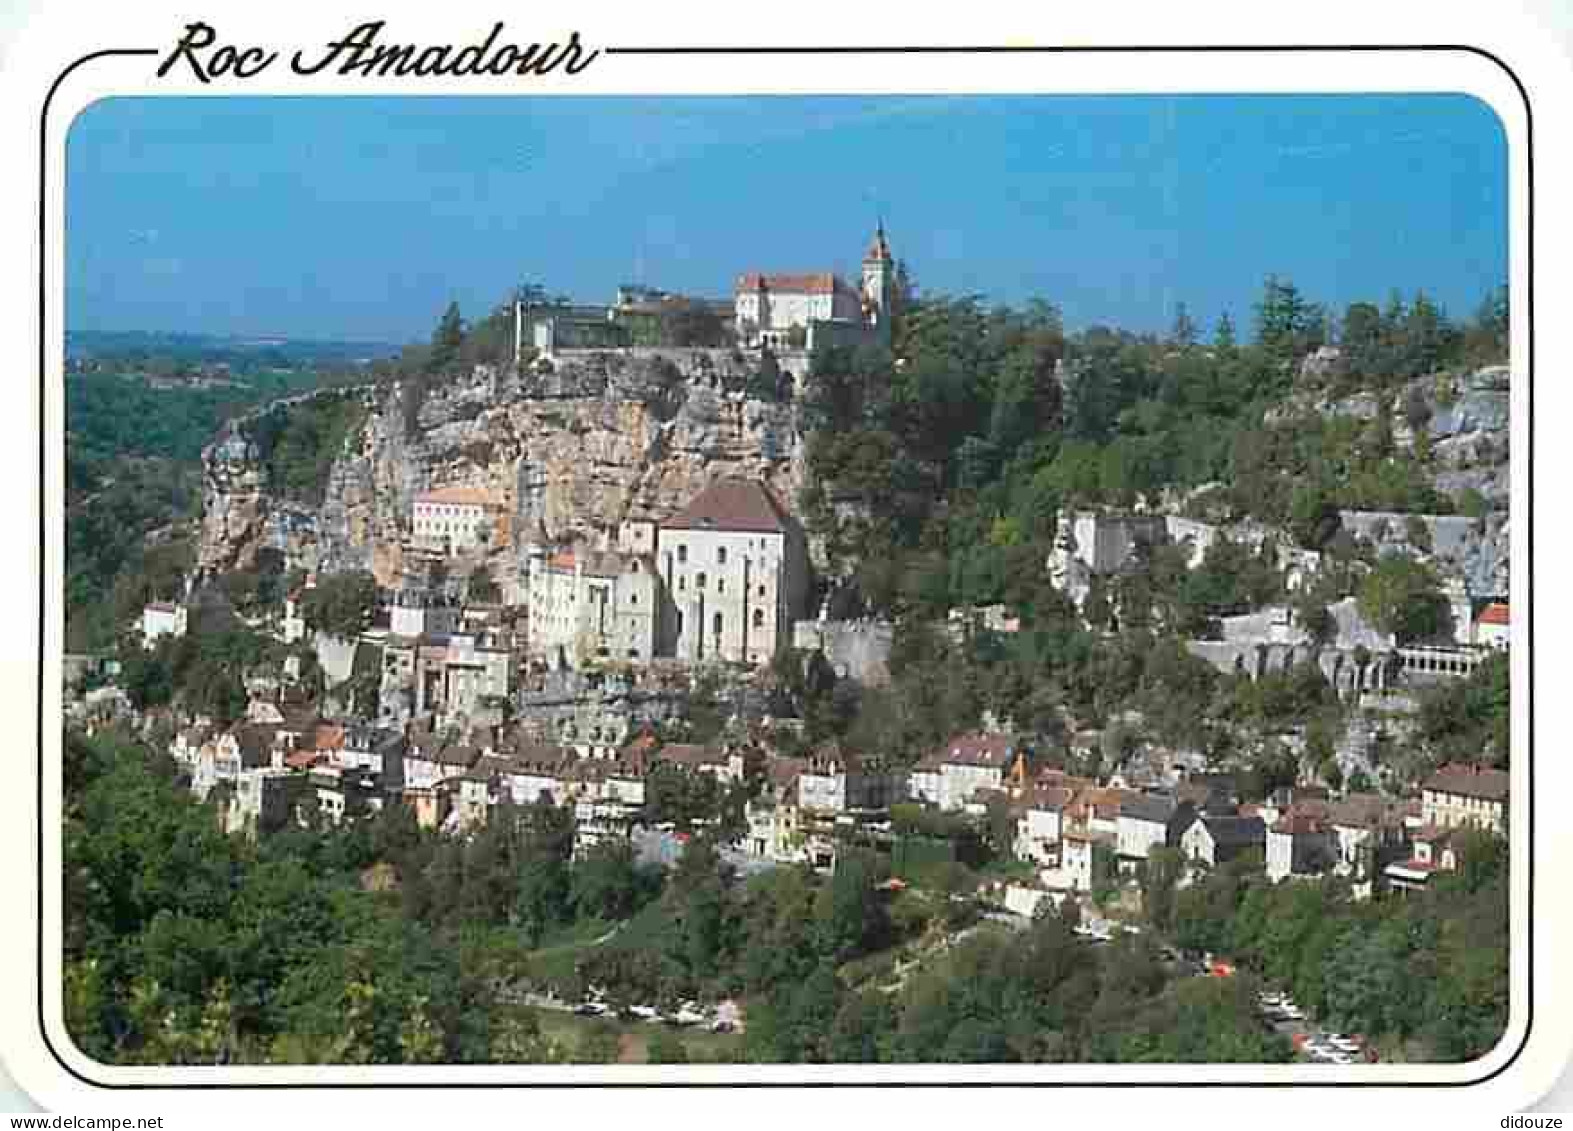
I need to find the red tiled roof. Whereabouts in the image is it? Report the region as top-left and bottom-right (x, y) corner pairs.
(1024, 785), (1074, 812)
(663, 479), (791, 534)
(734, 271), (852, 296)
(767, 754), (809, 788)
(416, 486), (495, 508)
(1478, 602), (1509, 627)
(1271, 813), (1327, 836)
(935, 732), (1017, 768)
(1425, 763), (1510, 803)
(659, 743), (729, 767)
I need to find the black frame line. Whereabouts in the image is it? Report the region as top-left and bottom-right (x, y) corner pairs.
(36, 42), (1534, 1092)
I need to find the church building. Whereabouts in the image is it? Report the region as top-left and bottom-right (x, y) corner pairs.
(733, 223), (896, 351)
(659, 479), (810, 666)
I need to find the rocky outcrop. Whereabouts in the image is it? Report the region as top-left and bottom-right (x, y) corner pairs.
(197, 433), (270, 574)
(197, 350), (807, 585)
(1338, 509), (1509, 597)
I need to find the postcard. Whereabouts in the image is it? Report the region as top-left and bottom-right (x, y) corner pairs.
(0, 0), (1562, 1123)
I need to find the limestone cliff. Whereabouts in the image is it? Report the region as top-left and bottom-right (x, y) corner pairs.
(197, 349), (809, 587)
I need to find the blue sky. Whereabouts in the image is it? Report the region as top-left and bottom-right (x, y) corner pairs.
(65, 94), (1507, 344)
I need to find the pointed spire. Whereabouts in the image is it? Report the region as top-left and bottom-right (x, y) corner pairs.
(865, 218), (892, 263)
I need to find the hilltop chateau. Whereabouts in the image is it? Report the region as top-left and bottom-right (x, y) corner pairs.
(515, 223), (897, 361)
(733, 223), (895, 351)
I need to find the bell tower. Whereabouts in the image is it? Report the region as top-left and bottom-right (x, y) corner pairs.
(861, 221), (894, 338)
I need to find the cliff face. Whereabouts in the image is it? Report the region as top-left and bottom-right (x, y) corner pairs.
(198, 350), (808, 585)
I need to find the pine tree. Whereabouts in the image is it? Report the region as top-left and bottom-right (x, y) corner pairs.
(429, 301), (465, 373)
(1214, 311), (1236, 350)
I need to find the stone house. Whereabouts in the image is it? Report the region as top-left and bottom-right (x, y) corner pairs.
(225, 768), (299, 837)
(1014, 784), (1074, 867)
(795, 743), (904, 814)
(1475, 602), (1509, 650)
(411, 485), (500, 554)
(908, 732), (1029, 811)
(744, 755), (809, 862)
(140, 601), (188, 646)
(1179, 813), (1267, 868)
(1385, 824), (1469, 892)
(524, 542), (661, 666)
(1421, 763), (1509, 833)
(1115, 792), (1194, 867)
(1265, 813), (1338, 883)
(496, 743), (578, 806)
(1325, 793), (1410, 882)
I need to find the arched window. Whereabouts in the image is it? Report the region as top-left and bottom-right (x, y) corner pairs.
(696, 572), (707, 590)
(753, 608), (765, 628)
(717, 546), (728, 565)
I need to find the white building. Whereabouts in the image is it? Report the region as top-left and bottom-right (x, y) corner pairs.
(412, 486), (499, 553)
(140, 601), (188, 646)
(795, 744), (903, 814)
(388, 587), (460, 639)
(525, 534), (661, 666)
(1014, 785), (1072, 866)
(1421, 763), (1509, 834)
(1264, 813), (1336, 883)
(1475, 602), (1509, 650)
(908, 732), (1025, 811)
(733, 224), (895, 351)
(381, 633), (513, 728)
(1115, 793), (1186, 864)
(1061, 832), (1096, 892)
(659, 479), (809, 666)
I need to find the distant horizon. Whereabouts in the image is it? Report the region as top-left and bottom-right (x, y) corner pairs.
(66, 94), (1508, 343)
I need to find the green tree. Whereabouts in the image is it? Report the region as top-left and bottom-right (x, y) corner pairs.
(1254, 276), (1322, 361)
(430, 302), (465, 374)
(646, 1029), (690, 1064)
(1141, 847), (1186, 931)
(299, 571), (379, 638)
(817, 849), (890, 960)
(1357, 556), (1448, 643)
(1214, 311), (1237, 350)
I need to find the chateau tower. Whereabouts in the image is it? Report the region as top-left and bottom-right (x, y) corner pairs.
(861, 221), (894, 336)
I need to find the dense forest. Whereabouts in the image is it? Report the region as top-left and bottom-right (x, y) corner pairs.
(768, 276), (1510, 785)
(802, 277), (1506, 624)
(65, 355), (378, 651)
